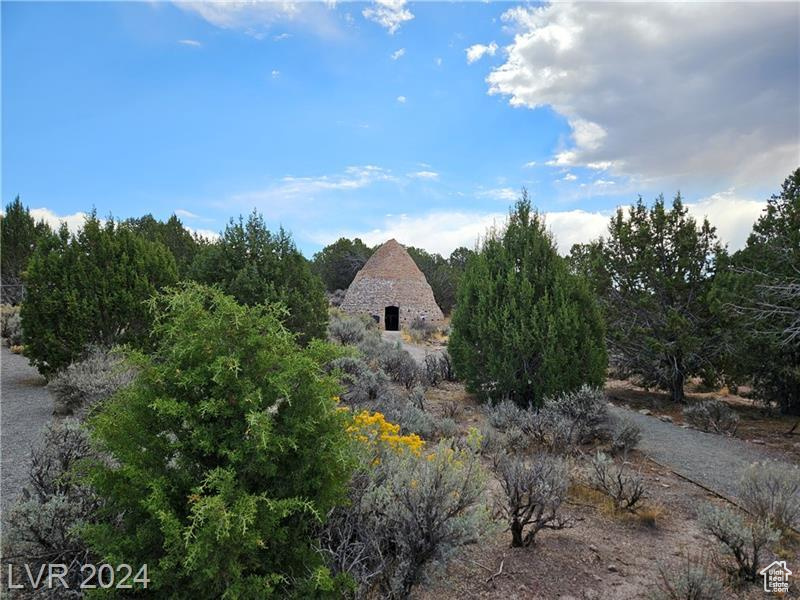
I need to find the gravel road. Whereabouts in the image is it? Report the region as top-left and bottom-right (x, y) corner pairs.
(1, 344), (53, 516)
(609, 404), (795, 503)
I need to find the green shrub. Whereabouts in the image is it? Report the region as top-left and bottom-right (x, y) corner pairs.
(190, 211), (328, 345)
(682, 400), (739, 436)
(449, 193), (606, 407)
(1, 303), (23, 347)
(83, 283), (355, 598)
(649, 554), (725, 600)
(739, 461), (800, 533)
(47, 346), (136, 417)
(494, 453), (571, 547)
(3, 420), (100, 595)
(21, 215), (177, 376)
(588, 451), (645, 511)
(322, 436), (488, 597)
(698, 505), (779, 582)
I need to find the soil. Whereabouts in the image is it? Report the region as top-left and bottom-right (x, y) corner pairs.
(414, 381), (800, 600)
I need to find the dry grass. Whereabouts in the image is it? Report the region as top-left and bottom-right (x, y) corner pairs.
(10, 345), (24, 354)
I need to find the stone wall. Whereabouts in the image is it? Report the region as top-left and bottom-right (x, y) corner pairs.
(340, 276), (444, 329)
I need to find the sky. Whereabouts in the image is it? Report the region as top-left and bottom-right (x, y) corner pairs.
(3, 1), (799, 257)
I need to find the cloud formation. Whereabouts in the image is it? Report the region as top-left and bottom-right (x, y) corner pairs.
(391, 48), (406, 60)
(487, 3), (799, 187)
(465, 41), (498, 64)
(178, 39), (202, 47)
(362, 0), (414, 34)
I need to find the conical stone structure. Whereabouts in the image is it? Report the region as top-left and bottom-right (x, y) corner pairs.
(340, 239), (444, 330)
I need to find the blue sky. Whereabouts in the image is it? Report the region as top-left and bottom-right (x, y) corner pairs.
(3, 1), (798, 257)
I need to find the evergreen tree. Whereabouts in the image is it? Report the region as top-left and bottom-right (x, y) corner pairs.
(311, 237), (373, 292)
(449, 192), (606, 407)
(190, 211), (327, 344)
(123, 213), (202, 277)
(0, 196), (53, 304)
(715, 169), (800, 414)
(84, 283), (354, 598)
(600, 194), (722, 403)
(21, 214), (177, 375)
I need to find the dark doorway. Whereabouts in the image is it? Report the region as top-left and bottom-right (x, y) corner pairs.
(384, 306), (399, 331)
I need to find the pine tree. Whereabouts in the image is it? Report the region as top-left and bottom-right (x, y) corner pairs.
(21, 214), (177, 375)
(190, 211), (328, 344)
(123, 213), (202, 277)
(84, 283), (354, 597)
(449, 192), (606, 407)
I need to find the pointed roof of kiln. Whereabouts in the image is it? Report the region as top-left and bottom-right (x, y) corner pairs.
(353, 239), (425, 282)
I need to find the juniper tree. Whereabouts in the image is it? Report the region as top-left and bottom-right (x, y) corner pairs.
(84, 284), (355, 598)
(714, 168), (800, 414)
(21, 214), (176, 375)
(449, 192), (606, 407)
(599, 194), (722, 403)
(190, 211), (328, 344)
(0, 196), (53, 304)
(312, 237), (374, 292)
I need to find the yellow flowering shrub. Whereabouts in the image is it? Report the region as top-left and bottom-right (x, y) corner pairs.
(348, 410), (424, 455)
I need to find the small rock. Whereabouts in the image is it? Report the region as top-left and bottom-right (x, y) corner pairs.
(680, 424), (691, 429)
(588, 544), (598, 553)
(750, 439), (766, 445)
(661, 483), (670, 488)
(583, 591), (600, 600)
(659, 415), (673, 423)
(638, 409), (652, 416)
(607, 564), (619, 573)
(593, 575), (603, 583)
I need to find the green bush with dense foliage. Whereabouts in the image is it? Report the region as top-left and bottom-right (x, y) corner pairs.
(712, 168), (800, 414)
(312, 237), (374, 292)
(123, 213), (206, 277)
(84, 283), (355, 598)
(191, 211), (328, 344)
(0, 196), (53, 304)
(571, 194), (722, 403)
(21, 214), (177, 376)
(449, 193), (607, 407)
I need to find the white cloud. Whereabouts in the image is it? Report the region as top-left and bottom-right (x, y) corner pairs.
(686, 190), (765, 251)
(523, 161), (537, 168)
(409, 170), (439, 180)
(177, 2), (341, 39)
(230, 165), (395, 212)
(178, 39), (202, 47)
(465, 41), (498, 64)
(186, 226), (220, 241)
(273, 33), (291, 41)
(313, 208), (611, 256)
(476, 187), (518, 201)
(271, 69), (281, 78)
(435, 57), (442, 67)
(174, 209), (200, 219)
(362, 0), (414, 34)
(29, 208), (92, 235)
(391, 48), (406, 60)
(560, 172), (577, 182)
(488, 3), (799, 187)
(396, 95), (407, 104)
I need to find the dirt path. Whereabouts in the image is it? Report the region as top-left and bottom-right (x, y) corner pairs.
(609, 404), (795, 504)
(0, 344), (53, 516)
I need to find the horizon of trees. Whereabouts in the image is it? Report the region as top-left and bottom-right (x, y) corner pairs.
(3, 167), (798, 412)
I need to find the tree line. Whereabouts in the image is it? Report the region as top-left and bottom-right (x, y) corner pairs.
(2, 166), (798, 413)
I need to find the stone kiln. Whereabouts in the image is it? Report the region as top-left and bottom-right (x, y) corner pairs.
(340, 239), (444, 330)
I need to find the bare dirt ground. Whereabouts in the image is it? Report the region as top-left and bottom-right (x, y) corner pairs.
(415, 381), (800, 599)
